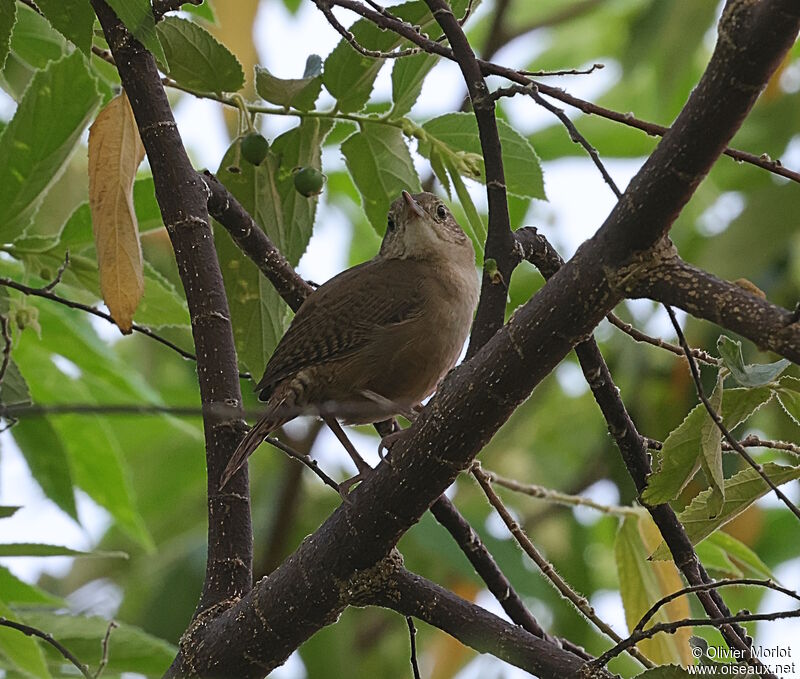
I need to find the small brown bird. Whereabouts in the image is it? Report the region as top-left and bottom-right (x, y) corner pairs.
(220, 191), (479, 489)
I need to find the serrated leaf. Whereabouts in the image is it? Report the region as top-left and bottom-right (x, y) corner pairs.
(0, 599), (51, 679)
(651, 463), (800, 560)
(341, 122), (421, 233)
(33, 0), (94, 55)
(0, 51), (100, 242)
(775, 375), (800, 426)
(0, 543), (127, 558)
(156, 16), (243, 93)
(717, 335), (790, 387)
(704, 531), (774, 580)
(8, 4), (67, 69)
(88, 91), (145, 334)
(11, 417), (78, 521)
(642, 386), (773, 505)
(106, 0), (167, 66)
(422, 112), (546, 200)
(615, 515), (692, 665)
(0, 506), (20, 519)
(15, 611), (176, 677)
(698, 373), (725, 517)
(391, 52), (438, 118)
(215, 118), (330, 375)
(255, 62), (322, 111)
(0, 0), (15, 71)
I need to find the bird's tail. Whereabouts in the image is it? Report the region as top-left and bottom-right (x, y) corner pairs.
(219, 410), (287, 490)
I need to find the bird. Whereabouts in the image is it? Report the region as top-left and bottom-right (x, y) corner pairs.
(219, 190), (480, 489)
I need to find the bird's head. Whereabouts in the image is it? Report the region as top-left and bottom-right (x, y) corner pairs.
(380, 191), (474, 262)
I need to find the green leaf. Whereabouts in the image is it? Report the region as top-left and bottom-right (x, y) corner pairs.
(33, 0), (94, 55)
(428, 145), (451, 199)
(0, 51), (100, 242)
(184, 0), (217, 23)
(775, 375), (800, 426)
(651, 463), (800, 560)
(0, 0), (15, 71)
(323, 0), (457, 112)
(695, 538), (742, 577)
(134, 262), (190, 328)
(155, 16), (243, 93)
(698, 373), (724, 518)
(422, 112), (545, 200)
(11, 303), (155, 549)
(0, 566), (64, 606)
(0, 600), (51, 679)
(0, 543), (127, 558)
(390, 52), (438, 118)
(0, 360), (32, 408)
(443, 154), (486, 247)
(106, 0), (167, 66)
(717, 335), (789, 387)
(215, 118), (330, 375)
(341, 122), (421, 233)
(8, 4), (67, 69)
(703, 531), (774, 580)
(15, 611), (176, 677)
(0, 506), (20, 519)
(255, 57), (323, 111)
(11, 418), (78, 521)
(642, 386), (773, 505)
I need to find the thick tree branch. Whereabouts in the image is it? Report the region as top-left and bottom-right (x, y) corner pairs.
(90, 0), (253, 614)
(364, 566), (611, 679)
(626, 254), (800, 364)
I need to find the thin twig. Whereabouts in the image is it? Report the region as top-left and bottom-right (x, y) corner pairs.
(406, 616), (421, 679)
(0, 617), (92, 679)
(41, 252), (70, 292)
(606, 312), (718, 364)
(94, 620), (118, 679)
(518, 64), (604, 77)
(264, 435), (341, 494)
(665, 305), (800, 522)
(593, 608), (800, 669)
(646, 435), (800, 458)
(634, 578), (800, 635)
(471, 462), (654, 669)
(0, 278), (195, 361)
(313, 0), (420, 58)
(481, 467), (642, 517)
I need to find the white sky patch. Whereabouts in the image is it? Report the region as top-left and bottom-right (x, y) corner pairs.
(573, 479), (621, 526)
(555, 361), (589, 398)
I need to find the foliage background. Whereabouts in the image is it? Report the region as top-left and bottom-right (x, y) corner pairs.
(0, 0), (799, 677)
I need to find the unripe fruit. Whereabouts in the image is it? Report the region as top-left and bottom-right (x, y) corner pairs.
(293, 167), (325, 197)
(240, 133), (269, 166)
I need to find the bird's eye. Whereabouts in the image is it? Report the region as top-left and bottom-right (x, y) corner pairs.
(436, 204), (447, 219)
(387, 216), (395, 232)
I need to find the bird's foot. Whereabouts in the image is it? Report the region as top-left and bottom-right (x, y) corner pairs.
(378, 428), (408, 461)
(338, 470), (371, 502)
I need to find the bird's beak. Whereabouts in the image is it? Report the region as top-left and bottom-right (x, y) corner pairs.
(402, 190), (425, 219)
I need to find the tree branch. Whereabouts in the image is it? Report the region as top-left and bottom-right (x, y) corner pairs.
(423, 0), (516, 355)
(90, 0), (253, 615)
(0, 617), (92, 679)
(627, 254), (800, 364)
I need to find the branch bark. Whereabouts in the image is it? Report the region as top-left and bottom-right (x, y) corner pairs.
(90, 0), (253, 615)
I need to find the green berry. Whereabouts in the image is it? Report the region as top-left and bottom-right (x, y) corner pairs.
(240, 133), (269, 166)
(293, 167), (325, 197)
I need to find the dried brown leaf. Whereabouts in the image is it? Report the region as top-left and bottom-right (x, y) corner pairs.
(88, 90), (145, 333)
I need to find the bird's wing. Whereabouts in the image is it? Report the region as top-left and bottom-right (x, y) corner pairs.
(255, 258), (426, 395)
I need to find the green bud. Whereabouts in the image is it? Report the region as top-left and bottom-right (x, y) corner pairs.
(240, 132), (270, 166)
(293, 167), (325, 197)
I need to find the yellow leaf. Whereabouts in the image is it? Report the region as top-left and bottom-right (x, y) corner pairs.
(88, 91), (145, 333)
